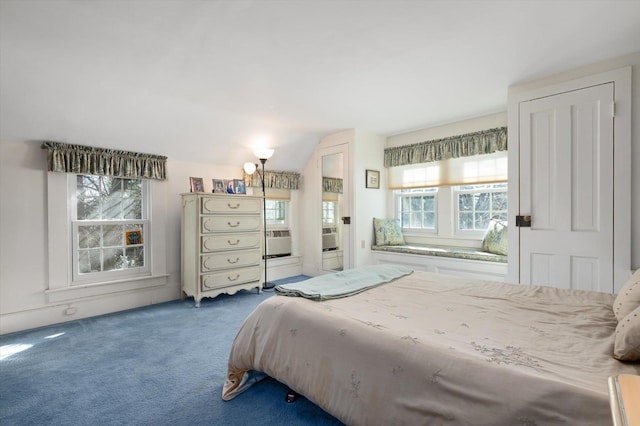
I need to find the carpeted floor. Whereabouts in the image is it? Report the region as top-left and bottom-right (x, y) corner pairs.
(0, 276), (345, 426)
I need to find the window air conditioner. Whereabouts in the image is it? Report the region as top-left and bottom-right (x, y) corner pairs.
(265, 229), (292, 258)
(322, 227), (338, 251)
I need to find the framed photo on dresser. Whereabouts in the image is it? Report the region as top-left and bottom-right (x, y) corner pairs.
(189, 177), (204, 192)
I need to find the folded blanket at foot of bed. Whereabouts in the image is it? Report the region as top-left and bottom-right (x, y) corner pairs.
(273, 264), (413, 300)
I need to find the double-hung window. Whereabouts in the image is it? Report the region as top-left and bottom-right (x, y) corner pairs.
(71, 175), (150, 284)
(454, 183), (508, 235)
(264, 199), (288, 227)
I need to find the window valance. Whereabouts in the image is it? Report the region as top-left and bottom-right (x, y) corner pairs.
(384, 127), (507, 168)
(42, 142), (167, 180)
(322, 177), (343, 193)
(243, 170), (301, 190)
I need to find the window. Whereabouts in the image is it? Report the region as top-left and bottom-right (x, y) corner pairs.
(454, 183), (508, 233)
(394, 183), (508, 238)
(395, 188), (437, 231)
(71, 175), (150, 284)
(322, 201), (338, 226)
(264, 199), (288, 227)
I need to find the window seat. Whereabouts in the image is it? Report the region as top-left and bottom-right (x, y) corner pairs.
(371, 244), (508, 282)
(371, 244), (507, 263)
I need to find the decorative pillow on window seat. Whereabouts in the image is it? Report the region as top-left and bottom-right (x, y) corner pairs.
(373, 218), (405, 246)
(481, 219), (508, 255)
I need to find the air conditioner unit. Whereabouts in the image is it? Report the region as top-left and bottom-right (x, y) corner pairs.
(322, 227), (338, 251)
(265, 229), (292, 258)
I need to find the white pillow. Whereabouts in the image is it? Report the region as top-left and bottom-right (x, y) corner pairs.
(614, 305), (640, 361)
(613, 269), (640, 322)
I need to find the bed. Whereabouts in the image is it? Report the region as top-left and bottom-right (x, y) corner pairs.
(222, 266), (640, 425)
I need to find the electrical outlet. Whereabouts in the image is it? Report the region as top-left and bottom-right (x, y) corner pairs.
(361, 240), (365, 248)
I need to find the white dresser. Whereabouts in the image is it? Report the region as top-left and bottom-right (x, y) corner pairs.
(181, 193), (263, 307)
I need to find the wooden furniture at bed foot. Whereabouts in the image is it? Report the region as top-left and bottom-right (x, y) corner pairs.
(609, 374), (640, 426)
(181, 193), (263, 307)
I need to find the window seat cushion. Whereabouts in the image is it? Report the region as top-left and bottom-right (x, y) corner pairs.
(371, 244), (507, 264)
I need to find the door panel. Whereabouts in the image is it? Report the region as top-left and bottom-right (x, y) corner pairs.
(519, 83), (613, 292)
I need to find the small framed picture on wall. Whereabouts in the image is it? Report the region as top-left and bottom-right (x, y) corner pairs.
(365, 169), (380, 189)
(190, 177), (204, 192)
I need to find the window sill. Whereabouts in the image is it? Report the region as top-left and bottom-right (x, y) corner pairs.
(45, 274), (170, 303)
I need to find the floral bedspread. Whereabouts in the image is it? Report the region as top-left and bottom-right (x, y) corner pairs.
(222, 271), (639, 425)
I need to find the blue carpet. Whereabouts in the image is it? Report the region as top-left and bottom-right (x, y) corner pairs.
(0, 276), (345, 426)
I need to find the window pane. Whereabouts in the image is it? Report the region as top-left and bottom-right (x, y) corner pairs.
(492, 192), (507, 211)
(79, 249), (101, 273)
(459, 212), (473, 230)
(459, 194), (472, 211)
(475, 212), (490, 229)
(474, 193), (490, 211)
(103, 248), (125, 271)
(122, 198), (142, 219)
(77, 198), (100, 220)
(78, 226), (101, 248)
(422, 196), (434, 211)
(401, 197), (410, 211)
(103, 225), (123, 247)
(125, 247), (144, 268)
(401, 212), (410, 226)
(423, 212), (435, 228)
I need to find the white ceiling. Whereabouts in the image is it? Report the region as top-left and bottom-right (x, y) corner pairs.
(1, 0), (639, 172)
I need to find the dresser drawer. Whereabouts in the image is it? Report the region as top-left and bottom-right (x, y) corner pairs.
(201, 249), (261, 272)
(201, 196), (262, 214)
(201, 215), (261, 233)
(201, 232), (261, 252)
(201, 265), (261, 291)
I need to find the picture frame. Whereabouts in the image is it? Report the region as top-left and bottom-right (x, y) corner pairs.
(365, 169), (380, 189)
(233, 179), (246, 194)
(225, 180), (234, 194)
(212, 179), (225, 193)
(190, 177), (204, 192)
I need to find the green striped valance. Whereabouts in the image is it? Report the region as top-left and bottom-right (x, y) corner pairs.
(42, 142), (167, 180)
(322, 177), (343, 193)
(384, 126), (507, 168)
(243, 169), (301, 190)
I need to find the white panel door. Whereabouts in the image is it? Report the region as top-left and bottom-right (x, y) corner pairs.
(519, 83), (614, 292)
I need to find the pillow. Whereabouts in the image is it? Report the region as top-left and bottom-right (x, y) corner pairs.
(613, 269), (640, 321)
(613, 305), (640, 361)
(481, 219), (508, 255)
(373, 218), (405, 246)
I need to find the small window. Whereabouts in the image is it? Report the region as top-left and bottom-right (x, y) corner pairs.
(395, 188), (438, 231)
(454, 183), (507, 234)
(322, 201), (338, 226)
(264, 199), (288, 227)
(72, 175), (150, 284)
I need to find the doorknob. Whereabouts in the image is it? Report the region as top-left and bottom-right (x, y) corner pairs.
(515, 215), (531, 227)
(341, 217), (351, 224)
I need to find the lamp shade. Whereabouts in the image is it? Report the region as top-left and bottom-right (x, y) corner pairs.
(254, 148), (274, 160)
(243, 162), (257, 175)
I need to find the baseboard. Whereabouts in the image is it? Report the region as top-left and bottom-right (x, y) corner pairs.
(0, 284), (179, 335)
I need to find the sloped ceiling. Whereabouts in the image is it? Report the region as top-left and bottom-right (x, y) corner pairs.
(1, 0), (639, 172)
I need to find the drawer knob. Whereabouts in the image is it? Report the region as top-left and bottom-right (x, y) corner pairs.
(227, 257), (240, 264)
(227, 239), (240, 246)
(227, 221), (240, 228)
(227, 203), (240, 209)
(227, 274), (240, 281)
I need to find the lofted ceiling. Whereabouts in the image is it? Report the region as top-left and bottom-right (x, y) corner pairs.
(1, 0), (639, 172)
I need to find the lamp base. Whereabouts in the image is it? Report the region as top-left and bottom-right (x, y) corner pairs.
(262, 281), (276, 290)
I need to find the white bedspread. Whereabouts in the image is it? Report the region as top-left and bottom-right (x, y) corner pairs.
(222, 271), (640, 425)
